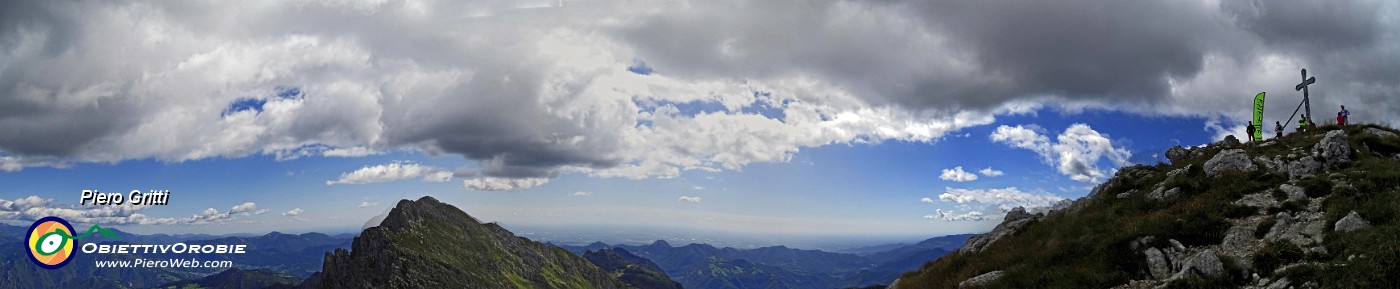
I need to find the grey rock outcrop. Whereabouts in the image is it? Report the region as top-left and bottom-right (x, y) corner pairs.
(1205, 149), (1256, 177)
(1174, 250), (1224, 278)
(1255, 155), (1285, 175)
(1286, 157), (1323, 179)
(1236, 192), (1277, 208)
(1165, 146), (1190, 164)
(1004, 206), (1034, 222)
(1090, 166), (1152, 199)
(1265, 277), (1291, 289)
(962, 208), (1037, 254)
(958, 270), (1004, 288)
(1278, 184), (1307, 201)
(1222, 225), (1258, 254)
(1313, 130), (1351, 167)
(1144, 248), (1172, 280)
(1265, 212), (1326, 246)
(1148, 187), (1181, 200)
(1335, 211), (1372, 232)
(1363, 127), (1397, 139)
(1165, 164), (1192, 181)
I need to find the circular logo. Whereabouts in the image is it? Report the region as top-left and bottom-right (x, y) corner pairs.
(27, 216), (76, 269)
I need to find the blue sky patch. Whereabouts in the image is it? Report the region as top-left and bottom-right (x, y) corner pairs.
(275, 86), (302, 99)
(222, 97), (268, 116)
(627, 60), (654, 75)
(222, 87), (303, 117)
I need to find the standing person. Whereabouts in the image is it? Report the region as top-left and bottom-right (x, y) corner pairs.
(1246, 121), (1256, 142)
(1298, 114), (1308, 132)
(1339, 104), (1350, 127)
(1275, 121), (1284, 139)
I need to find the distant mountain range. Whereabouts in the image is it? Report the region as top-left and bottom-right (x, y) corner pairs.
(137, 231), (352, 278)
(0, 223), (351, 288)
(584, 248), (684, 289)
(555, 234), (971, 289)
(1, 197), (970, 289)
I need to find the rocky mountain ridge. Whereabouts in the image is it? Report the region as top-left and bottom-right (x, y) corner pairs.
(893, 124), (1400, 288)
(310, 196), (632, 289)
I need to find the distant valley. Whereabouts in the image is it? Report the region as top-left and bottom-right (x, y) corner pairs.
(1, 199), (968, 289)
(553, 233), (971, 289)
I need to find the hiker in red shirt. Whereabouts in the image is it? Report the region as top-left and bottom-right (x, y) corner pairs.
(1338, 105), (1350, 127)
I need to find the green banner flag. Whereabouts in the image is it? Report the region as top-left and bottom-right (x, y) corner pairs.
(1253, 92), (1265, 140)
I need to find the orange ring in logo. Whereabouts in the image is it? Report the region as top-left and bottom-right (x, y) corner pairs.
(26, 216), (76, 269)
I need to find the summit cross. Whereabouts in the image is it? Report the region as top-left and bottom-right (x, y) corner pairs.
(1295, 69), (1317, 121)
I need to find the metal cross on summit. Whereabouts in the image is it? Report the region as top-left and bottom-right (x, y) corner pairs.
(1295, 69), (1317, 121)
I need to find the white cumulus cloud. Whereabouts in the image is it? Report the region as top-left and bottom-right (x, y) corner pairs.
(327, 161), (453, 185)
(937, 187), (1066, 211)
(990, 124), (1130, 183)
(927, 209), (989, 222)
(990, 125), (1053, 161)
(463, 177), (551, 192)
(921, 187), (1066, 222)
(939, 166), (979, 182)
(979, 167), (1005, 177)
(3, 195), (264, 226)
(678, 196), (702, 203)
(229, 202), (264, 215)
(569, 191), (593, 197)
(283, 208), (304, 216)
(0, 195), (50, 212)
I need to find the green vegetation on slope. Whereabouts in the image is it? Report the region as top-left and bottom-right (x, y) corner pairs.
(584, 248), (684, 289)
(895, 124), (1400, 289)
(313, 196), (628, 289)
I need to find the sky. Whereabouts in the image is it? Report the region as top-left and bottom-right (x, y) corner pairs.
(2, 0), (1399, 248)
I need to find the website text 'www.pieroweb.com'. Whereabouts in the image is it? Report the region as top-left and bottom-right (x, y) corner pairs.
(86, 243), (244, 268)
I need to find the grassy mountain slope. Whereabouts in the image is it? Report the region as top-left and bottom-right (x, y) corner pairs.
(311, 196), (629, 289)
(585, 248), (685, 289)
(894, 124), (1400, 289)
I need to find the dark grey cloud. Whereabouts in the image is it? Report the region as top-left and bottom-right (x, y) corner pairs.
(1222, 0), (1383, 51)
(907, 0), (1217, 104)
(617, 0), (1398, 120)
(1, 0), (1398, 185)
(615, 0), (1224, 111)
(0, 1), (143, 157)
